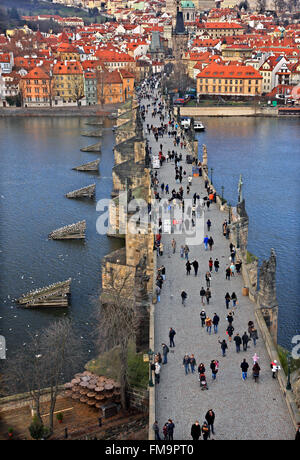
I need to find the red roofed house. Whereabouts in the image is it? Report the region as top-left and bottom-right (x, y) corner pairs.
(20, 67), (51, 107)
(53, 61), (85, 106)
(0, 52), (14, 74)
(197, 63), (262, 99)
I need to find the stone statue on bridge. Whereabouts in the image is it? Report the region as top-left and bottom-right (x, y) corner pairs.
(238, 174), (243, 204)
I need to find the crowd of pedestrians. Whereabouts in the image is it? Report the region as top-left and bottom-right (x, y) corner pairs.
(138, 75), (286, 441)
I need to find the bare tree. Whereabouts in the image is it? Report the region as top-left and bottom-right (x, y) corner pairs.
(70, 75), (85, 106)
(99, 266), (138, 409)
(256, 0), (266, 12)
(96, 68), (106, 107)
(273, 0), (287, 12)
(4, 334), (45, 424)
(5, 318), (82, 436)
(41, 318), (81, 433)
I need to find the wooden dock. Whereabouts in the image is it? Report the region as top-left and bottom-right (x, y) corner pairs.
(80, 142), (101, 153)
(81, 130), (102, 138)
(17, 279), (72, 308)
(48, 220), (86, 240)
(72, 159), (100, 172)
(66, 184), (95, 199)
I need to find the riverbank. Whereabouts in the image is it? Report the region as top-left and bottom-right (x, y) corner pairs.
(176, 106), (279, 117)
(0, 104), (119, 117)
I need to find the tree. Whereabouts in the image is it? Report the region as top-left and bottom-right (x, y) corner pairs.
(70, 75), (84, 106)
(99, 267), (138, 409)
(273, 0), (287, 12)
(5, 318), (82, 436)
(96, 68), (107, 107)
(256, 0), (266, 12)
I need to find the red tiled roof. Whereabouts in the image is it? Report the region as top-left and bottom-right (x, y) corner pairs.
(196, 63), (262, 79)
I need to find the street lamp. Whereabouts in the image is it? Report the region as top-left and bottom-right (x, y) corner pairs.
(286, 353), (292, 391)
(221, 186), (224, 205)
(210, 167), (214, 185)
(228, 202), (231, 224)
(148, 349), (154, 387)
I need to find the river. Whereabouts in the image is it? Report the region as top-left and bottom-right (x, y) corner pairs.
(0, 115), (299, 382)
(0, 116), (123, 380)
(196, 116), (300, 350)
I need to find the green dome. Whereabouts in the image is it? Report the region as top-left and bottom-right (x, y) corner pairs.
(181, 1), (195, 7)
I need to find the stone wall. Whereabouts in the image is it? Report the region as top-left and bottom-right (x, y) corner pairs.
(176, 106), (278, 117)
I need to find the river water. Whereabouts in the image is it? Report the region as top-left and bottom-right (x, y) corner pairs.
(0, 115), (299, 379)
(0, 116), (123, 379)
(196, 116), (300, 350)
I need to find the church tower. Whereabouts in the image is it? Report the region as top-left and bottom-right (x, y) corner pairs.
(172, 5), (188, 61)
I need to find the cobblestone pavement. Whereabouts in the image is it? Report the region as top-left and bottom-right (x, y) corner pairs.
(142, 90), (295, 440)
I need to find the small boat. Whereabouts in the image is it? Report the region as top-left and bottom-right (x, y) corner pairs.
(194, 121), (205, 132)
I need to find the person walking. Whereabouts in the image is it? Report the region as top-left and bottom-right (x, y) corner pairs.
(225, 292), (231, 309)
(205, 316), (212, 334)
(184, 245), (189, 260)
(205, 410), (215, 435)
(207, 219), (211, 232)
(186, 260), (191, 276)
(167, 419), (175, 440)
(241, 359), (249, 381)
(226, 324), (234, 342)
(231, 292), (237, 307)
(252, 362), (260, 383)
(214, 258), (219, 273)
(205, 288), (211, 305)
(180, 245), (184, 258)
(226, 311), (234, 326)
(208, 236), (214, 251)
(210, 360), (219, 380)
(234, 333), (242, 353)
(242, 332), (250, 351)
(198, 362), (205, 375)
(172, 238), (176, 254)
(225, 266), (231, 281)
(270, 360), (280, 379)
(250, 327), (258, 347)
(192, 259), (199, 276)
(155, 362), (161, 384)
(181, 290), (187, 306)
(201, 421), (210, 440)
(208, 257), (213, 272)
(183, 354), (190, 375)
(153, 421), (161, 440)
(200, 308), (206, 327)
(212, 313), (219, 334)
(162, 423), (168, 440)
(200, 288), (206, 306)
(205, 271), (211, 288)
(203, 235), (209, 251)
(156, 285), (161, 303)
(169, 327), (176, 347)
(162, 343), (169, 365)
(189, 354), (197, 374)
(191, 421), (201, 441)
(218, 339), (228, 357)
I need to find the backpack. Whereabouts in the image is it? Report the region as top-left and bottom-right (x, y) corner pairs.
(165, 345), (169, 353)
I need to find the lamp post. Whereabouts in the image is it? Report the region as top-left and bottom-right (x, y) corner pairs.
(210, 167), (214, 185)
(228, 202), (231, 224)
(221, 186), (224, 205)
(286, 353), (292, 390)
(148, 349), (154, 387)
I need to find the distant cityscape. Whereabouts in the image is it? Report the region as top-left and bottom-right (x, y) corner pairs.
(0, 0), (299, 108)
